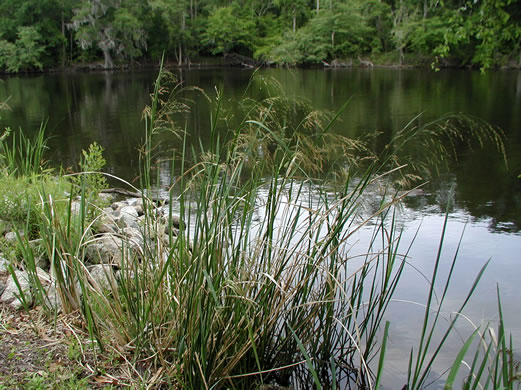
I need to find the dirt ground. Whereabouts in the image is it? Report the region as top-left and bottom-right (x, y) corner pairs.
(0, 304), (125, 389)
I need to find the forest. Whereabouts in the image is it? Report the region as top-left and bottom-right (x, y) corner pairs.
(0, 0), (520, 72)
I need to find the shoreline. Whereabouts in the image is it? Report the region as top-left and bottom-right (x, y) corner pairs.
(2, 54), (520, 76)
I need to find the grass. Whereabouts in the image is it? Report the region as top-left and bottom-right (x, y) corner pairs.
(0, 67), (518, 389)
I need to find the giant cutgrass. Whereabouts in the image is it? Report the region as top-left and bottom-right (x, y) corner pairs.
(19, 67), (409, 388)
(7, 66), (518, 389)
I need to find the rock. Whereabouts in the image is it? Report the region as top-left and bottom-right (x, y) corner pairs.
(35, 256), (49, 270)
(36, 267), (51, 285)
(113, 206), (140, 230)
(97, 210), (118, 233)
(4, 230), (23, 243)
(85, 233), (142, 267)
(152, 212), (184, 230)
(0, 255), (9, 271)
(111, 201), (129, 212)
(96, 223), (117, 234)
(87, 264), (116, 291)
(70, 200), (82, 215)
(39, 270), (81, 313)
(126, 198), (144, 215)
(170, 214), (184, 230)
(43, 283), (62, 312)
(122, 227), (143, 244)
(98, 192), (114, 203)
(0, 270), (33, 310)
(85, 234), (123, 266)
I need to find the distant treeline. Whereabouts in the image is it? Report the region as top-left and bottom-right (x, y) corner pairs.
(0, 0), (519, 72)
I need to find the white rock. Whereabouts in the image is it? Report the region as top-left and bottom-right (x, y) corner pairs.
(116, 206), (140, 229)
(0, 270), (33, 310)
(87, 264), (116, 291)
(4, 231), (23, 243)
(98, 192), (115, 203)
(111, 201), (129, 211)
(126, 198), (144, 215)
(85, 234), (124, 266)
(0, 255), (9, 271)
(85, 233), (142, 267)
(70, 200), (82, 216)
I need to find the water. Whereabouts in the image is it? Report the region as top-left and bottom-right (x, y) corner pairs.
(1, 68), (520, 387)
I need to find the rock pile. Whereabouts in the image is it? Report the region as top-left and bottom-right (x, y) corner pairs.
(0, 195), (182, 311)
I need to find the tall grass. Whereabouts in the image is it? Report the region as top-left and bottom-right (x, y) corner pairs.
(5, 67), (518, 389)
(0, 121), (50, 177)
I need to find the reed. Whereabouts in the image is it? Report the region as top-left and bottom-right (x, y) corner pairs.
(0, 121), (50, 177)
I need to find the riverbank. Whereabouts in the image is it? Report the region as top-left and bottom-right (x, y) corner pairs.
(3, 52), (520, 76)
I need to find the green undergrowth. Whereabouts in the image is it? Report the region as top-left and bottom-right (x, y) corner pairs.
(0, 67), (519, 389)
(0, 123), (110, 266)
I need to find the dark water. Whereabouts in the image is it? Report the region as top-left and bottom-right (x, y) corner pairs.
(1, 68), (519, 232)
(1, 68), (520, 387)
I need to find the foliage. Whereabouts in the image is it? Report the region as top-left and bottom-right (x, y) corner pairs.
(0, 171), (71, 241)
(262, 0), (385, 63)
(0, 0), (68, 69)
(72, 142), (108, 197)
(432, 0), (521, 71)
(68, 0), (147, 68)
(0, 0), (519, 69)
(0, 123), (50, 177)
(202, 5), (257, 55)
(0, 26), (46, 72)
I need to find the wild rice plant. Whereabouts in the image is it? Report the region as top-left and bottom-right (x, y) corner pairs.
(380, 113), (506, 188)
(405, 210), (489, 389)
(22, 68), (409, 388)
(459, 290), (521, 390)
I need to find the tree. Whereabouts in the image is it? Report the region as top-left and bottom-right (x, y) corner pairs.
(430, 0), (521, 70)
(69, 0), (147, 69)
(260, 1), (379, 65)
(469, 0), (521, 70)
(0, 26), (46, 72)
(202, 5), (256, 55)
(274, 0), (310, 32)
(149, 0), (193, 65)
(0, 0), (70, 67)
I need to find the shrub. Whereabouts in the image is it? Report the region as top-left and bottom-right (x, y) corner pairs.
(72, 142), (109, 197)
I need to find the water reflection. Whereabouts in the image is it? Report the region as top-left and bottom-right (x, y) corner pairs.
(1, 68), (518, 234)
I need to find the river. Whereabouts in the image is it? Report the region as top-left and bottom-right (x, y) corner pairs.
(1, 67), (520, 388)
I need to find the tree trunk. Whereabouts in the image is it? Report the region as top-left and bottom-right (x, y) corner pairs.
(292, 10), (296, 32)
(102, 48), (114, 69)
(316, 0), (320, 14)
(61, 9), (66, 68)
(516, 68), (521, 98)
